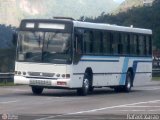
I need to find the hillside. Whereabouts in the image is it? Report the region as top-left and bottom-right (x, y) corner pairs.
(0, 0), (119, 26)
(115, 0), (154, 13)
(118, 0), (144, 12)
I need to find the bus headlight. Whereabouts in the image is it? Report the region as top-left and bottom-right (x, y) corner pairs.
(23, 72), (26, 75)
(61, 74), (70, 78)
(56, 74), (60, 77)
(61, 74), (65, 78)
(15, 71), (27, 76)
(66, 74), (70, 79)
(18, 71), (21, 75)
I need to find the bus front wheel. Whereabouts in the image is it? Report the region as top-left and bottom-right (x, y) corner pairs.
(77, 77), (89, 96)
(31, 86), (43, 95)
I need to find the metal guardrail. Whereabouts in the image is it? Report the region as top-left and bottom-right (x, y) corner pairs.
(152, 69), (160, 77)
(0, 73), (14, 79)
(0, 73), (14, 84)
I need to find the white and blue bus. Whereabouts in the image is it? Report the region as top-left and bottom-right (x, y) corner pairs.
(14, 18), (152, 95)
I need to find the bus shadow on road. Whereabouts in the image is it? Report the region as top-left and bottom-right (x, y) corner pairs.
(19, 88), (140, 97)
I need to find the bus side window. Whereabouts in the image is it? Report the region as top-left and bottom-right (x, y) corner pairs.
(93, 31), (101, 54)
(146, 35), (152, 56)
(139, 35), (145, 56)
(124, 34), (130, 55)
(120, 33), (130, 55)
(130, 35), (133, 55)
(144, 36), (147, 55)
(149, 36), (152, 55)
(127, 34), (131, 55)
(144, 35), (152, 56)
(118, 33), (123, 54)
(111, 32), (118, 55)
(83, 30), (93, 54)
(75, 34), (83, 54)
(134, 35), (139, 56)
(103, 31), (111, 55)
(110, 33), (114, 54)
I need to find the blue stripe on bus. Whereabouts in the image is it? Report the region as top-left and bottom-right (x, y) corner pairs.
(119, 58), (152, 85)
(82, 55), (120, 59)
(81, 59), (119, 62)
(81, 55), (120, 62)
(78, 55), (152, 85)
(119, 57), (129, 85)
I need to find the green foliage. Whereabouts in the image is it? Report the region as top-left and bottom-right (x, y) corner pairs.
(0, 48), (16, 72)
(152, 77), (160, 81)
(0, 25), (16, 72)
(82, 0), (160, 49)
(0, 82), (14, 86)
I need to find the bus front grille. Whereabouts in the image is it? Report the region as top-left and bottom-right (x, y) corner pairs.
(28, 72), (55, 77)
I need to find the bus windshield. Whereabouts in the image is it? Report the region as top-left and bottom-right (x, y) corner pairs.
(17, 31), (72, 64)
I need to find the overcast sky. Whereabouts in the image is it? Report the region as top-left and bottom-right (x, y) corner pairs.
(113, 0), (125, 4)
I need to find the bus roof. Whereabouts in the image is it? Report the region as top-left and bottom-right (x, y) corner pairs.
(73, 21), (152, 35)
(20, 19), (152, 35)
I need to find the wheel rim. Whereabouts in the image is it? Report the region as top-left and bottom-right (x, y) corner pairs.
(84, 78), (89, 92)
(127, 75), (131, 90)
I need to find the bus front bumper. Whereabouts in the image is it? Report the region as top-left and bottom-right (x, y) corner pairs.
(14, 76), (71, 88)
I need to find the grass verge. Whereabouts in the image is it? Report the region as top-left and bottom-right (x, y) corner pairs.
(152, 77), (160, 81)
(0, 82), (15, 86)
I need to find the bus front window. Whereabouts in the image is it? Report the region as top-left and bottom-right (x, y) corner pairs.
(43, 32), (71, 63)
(18, 32), (43, 62)
(17, 31), (72, 64)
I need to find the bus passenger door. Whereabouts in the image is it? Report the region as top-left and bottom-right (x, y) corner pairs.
(72, 29), (84, 88)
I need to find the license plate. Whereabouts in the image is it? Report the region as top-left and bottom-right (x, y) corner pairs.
(29, 79), (52, 86)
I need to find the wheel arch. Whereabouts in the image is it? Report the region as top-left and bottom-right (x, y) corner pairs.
(84, 67), (93, 81)
(77, 67), (93, 96)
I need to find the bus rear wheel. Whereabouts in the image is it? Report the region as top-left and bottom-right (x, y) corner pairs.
(114, 71), (132, 93)
(77, 77), (89, 96)
(31, 86), (44, 95)
(123, 71), (132, 92)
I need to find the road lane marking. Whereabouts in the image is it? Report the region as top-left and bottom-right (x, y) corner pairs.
(119, 110), (147, 112)
(36, 99), (160, 120)
(123, 106), (160, 108)
(118, 109), (160, 112)
(0, 100), (18, 104)
(66, 100), (160, 115)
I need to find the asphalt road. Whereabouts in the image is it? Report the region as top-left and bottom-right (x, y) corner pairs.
(1, 80), (160, 120)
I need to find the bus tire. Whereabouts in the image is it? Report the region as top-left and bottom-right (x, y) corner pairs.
(114, 72), (132, 93)
(123, 71), (132, 92)
(88, 74), (94, 93)
(31, 86), (43, 95)
(114, 86), (121, 92)
(77, 77), (89, 96)
(89, 86), (94, 93)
